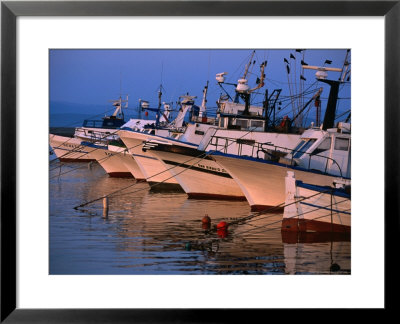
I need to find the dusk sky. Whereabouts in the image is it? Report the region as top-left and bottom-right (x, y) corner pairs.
(49, 49), (351, 125)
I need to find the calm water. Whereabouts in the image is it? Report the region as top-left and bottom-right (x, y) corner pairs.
(49, 161), (351, 275)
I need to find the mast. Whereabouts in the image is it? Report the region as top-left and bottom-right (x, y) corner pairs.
(263, 88), (282, 131)
(242, 50), (256, 80)
(340, 49), (351, 82)
(199, 81), (209, 118)
(110, 95), (127, 120)
(234, 50), (255, 103)
(241, 60), (267, 115)
(156, 85), (162, 127)
(290, 87), (323, 127)
(302, 65), (343, 130)
(319, 79), (341, 130)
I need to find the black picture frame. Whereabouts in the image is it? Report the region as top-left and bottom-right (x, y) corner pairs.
(1, 0), (398, 322)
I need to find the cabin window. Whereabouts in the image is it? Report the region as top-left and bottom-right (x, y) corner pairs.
(291, 140), (306, 154)
(236, 119), (249, 129)
(219, 118), (225, 128)
(334, 138), (349, 151)
(195, 130), (205, 135)
(311, 138), (331, 155)
(293, 139), (316, 158)
(251, 120), (264, 128)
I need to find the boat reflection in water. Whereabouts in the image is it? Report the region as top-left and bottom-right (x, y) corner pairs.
(282, 231), (350, 274)
(50, 162), (350, 275)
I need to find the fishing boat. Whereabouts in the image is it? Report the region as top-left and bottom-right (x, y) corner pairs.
(143, 138), (246, 199)
(49, 95), (156, 162)
(212, 62), (351, 211)
(282, 171), (350, 233)
(118, 87), (216, 189)
(117, 148), (146, 180)
(73, 95), (129, 142)
(143, 52), (304, 200)
(80, 140), (134, 178)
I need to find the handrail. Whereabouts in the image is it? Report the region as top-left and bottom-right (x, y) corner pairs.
(208, 135), (344, 178)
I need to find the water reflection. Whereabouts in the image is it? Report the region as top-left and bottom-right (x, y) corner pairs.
(50, 162), (350, 274)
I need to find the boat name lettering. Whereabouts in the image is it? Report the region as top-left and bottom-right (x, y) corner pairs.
(196, 163), (227, 173)
(62, 143), (78, 148)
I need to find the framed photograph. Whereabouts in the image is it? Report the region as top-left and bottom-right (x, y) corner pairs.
(1, 0), (397, 322)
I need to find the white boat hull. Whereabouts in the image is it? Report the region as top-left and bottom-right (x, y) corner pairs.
(117, 151), (146, 180)
(283, 172), (350, 233)
(150, 149), (246, 200)
(49, 134), (96, 162)
(213, 153), (339, 211)
(118, 130), (182, 189)
(87, 144), (132, 178)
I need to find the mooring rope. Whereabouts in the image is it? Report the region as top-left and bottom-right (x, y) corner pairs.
(49, 106), (119, 158)
(50, 140), (144, 179)
(234, 198), (350, 236)
(72, 125), (262, 209)
(188, 198), (350, 250)
(49, 126), (123, 165)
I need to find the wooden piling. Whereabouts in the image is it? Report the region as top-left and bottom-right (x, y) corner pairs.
(103, 197), (109, 218)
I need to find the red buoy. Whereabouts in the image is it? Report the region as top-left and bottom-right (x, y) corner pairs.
(202, 214), (211, 229)
(217, 221), (228, 230)
(217, 228), (228, 238)
(202, 214), (211, 224)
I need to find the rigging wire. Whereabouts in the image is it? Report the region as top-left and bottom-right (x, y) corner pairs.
(49, 140), (145, 179)
(73, 124), (265, 209)
(235, 197), (350, 236)
(188, 192), (350, 249)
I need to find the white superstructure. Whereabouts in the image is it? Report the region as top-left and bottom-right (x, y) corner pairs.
(212, 123), (351, 210)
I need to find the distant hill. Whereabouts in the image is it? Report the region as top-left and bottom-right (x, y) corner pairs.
(49, 101), (144, 127)
(50, 101), (128, 127)
(50, 100), (111, 115)
(49, 113), (94, 127)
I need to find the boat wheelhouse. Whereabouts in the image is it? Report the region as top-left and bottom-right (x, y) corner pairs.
(211, 60), (351, 210)
(141, 54), (304, 200)
(50, 95), (156, 162)
(117, 92), (207, 189)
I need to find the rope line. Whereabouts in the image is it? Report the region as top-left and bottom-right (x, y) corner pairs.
(189, 195), (350, 249)
(49, 127), (125, 172)
(72, 125), (263, 209)
(49, 141), (145, 179)
(235, 197), (350, 236)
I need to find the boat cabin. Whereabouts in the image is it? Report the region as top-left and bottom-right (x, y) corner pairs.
(217, 102), (266, 131)
(281, 122), (351, 178)
(82, 116), (126, 129)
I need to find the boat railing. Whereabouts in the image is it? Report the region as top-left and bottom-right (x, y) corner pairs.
(208, 135), (343, 178)
(75, 127), (119, 144)
(260, 142), (343, 178)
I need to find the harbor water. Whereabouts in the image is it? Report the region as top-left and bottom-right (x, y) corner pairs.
(50, 161), (351, 275)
